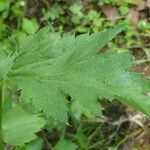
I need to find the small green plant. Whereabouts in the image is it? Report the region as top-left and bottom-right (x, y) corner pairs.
(0, 25), (150, 149)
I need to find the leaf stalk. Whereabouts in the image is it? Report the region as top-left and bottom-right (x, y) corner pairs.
(0, 82), (4, 150)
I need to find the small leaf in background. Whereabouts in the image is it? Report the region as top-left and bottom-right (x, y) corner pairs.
(22, 18), (39, 35)
(119, 6), (129, 15)
(2, 106), (45, 146)
(2, 9), (9, 19)
(76, 133), (89, 149)
(0, 0), (10, 12)
(69, 3), (84, 18)
(43, 6), (63, 20)
(71, 100), (83, 120)
(11, 1), (25, 18)
(138, 20), (150, 31)
(76, 26), (89, 33)
(24, 138), (43, 150)
(0, 23), (8, 38)
(87, 10), (101, 21)
(69, 3), (84, 24)
(98, 0), (113, 4)
(87, 10), (103, 28)
(55, 139), (78, 150)
(15, 138), (43, 150)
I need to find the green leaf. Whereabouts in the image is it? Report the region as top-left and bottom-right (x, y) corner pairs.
(76, 133), (89, 149)
(2, 106), (45, 146)
(5, 26), (125, 123)
(0, 48), (15, 81)
(22, 18), (39, 35)
(55, 139), (78, 150)
(76, 26), (89, 33)
(15, 138), (43, 150)
(43, 6), (63, 20)
(69, 3), (84, 18)
(1, 25), (150, 126)
(24, 138), (43, 150)
(0, 0), (10, 12)
(11, 1), (25, 17)
(87, 10), (100, 21)
(119, 6), (129, 15)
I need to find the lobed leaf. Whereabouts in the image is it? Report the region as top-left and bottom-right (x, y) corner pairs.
(0, 25), (149, 126)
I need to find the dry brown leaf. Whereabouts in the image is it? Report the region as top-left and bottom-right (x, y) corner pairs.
(135, 0), (146, 10)
(127, 8), (139, 26)
(147, 0), (150, 8)
(101, 5), (120, 24)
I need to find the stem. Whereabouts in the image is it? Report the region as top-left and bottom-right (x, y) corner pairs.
(114, 129), (142, 149)
(0, 82), (4, 150)
(135, 58), (150, 65)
